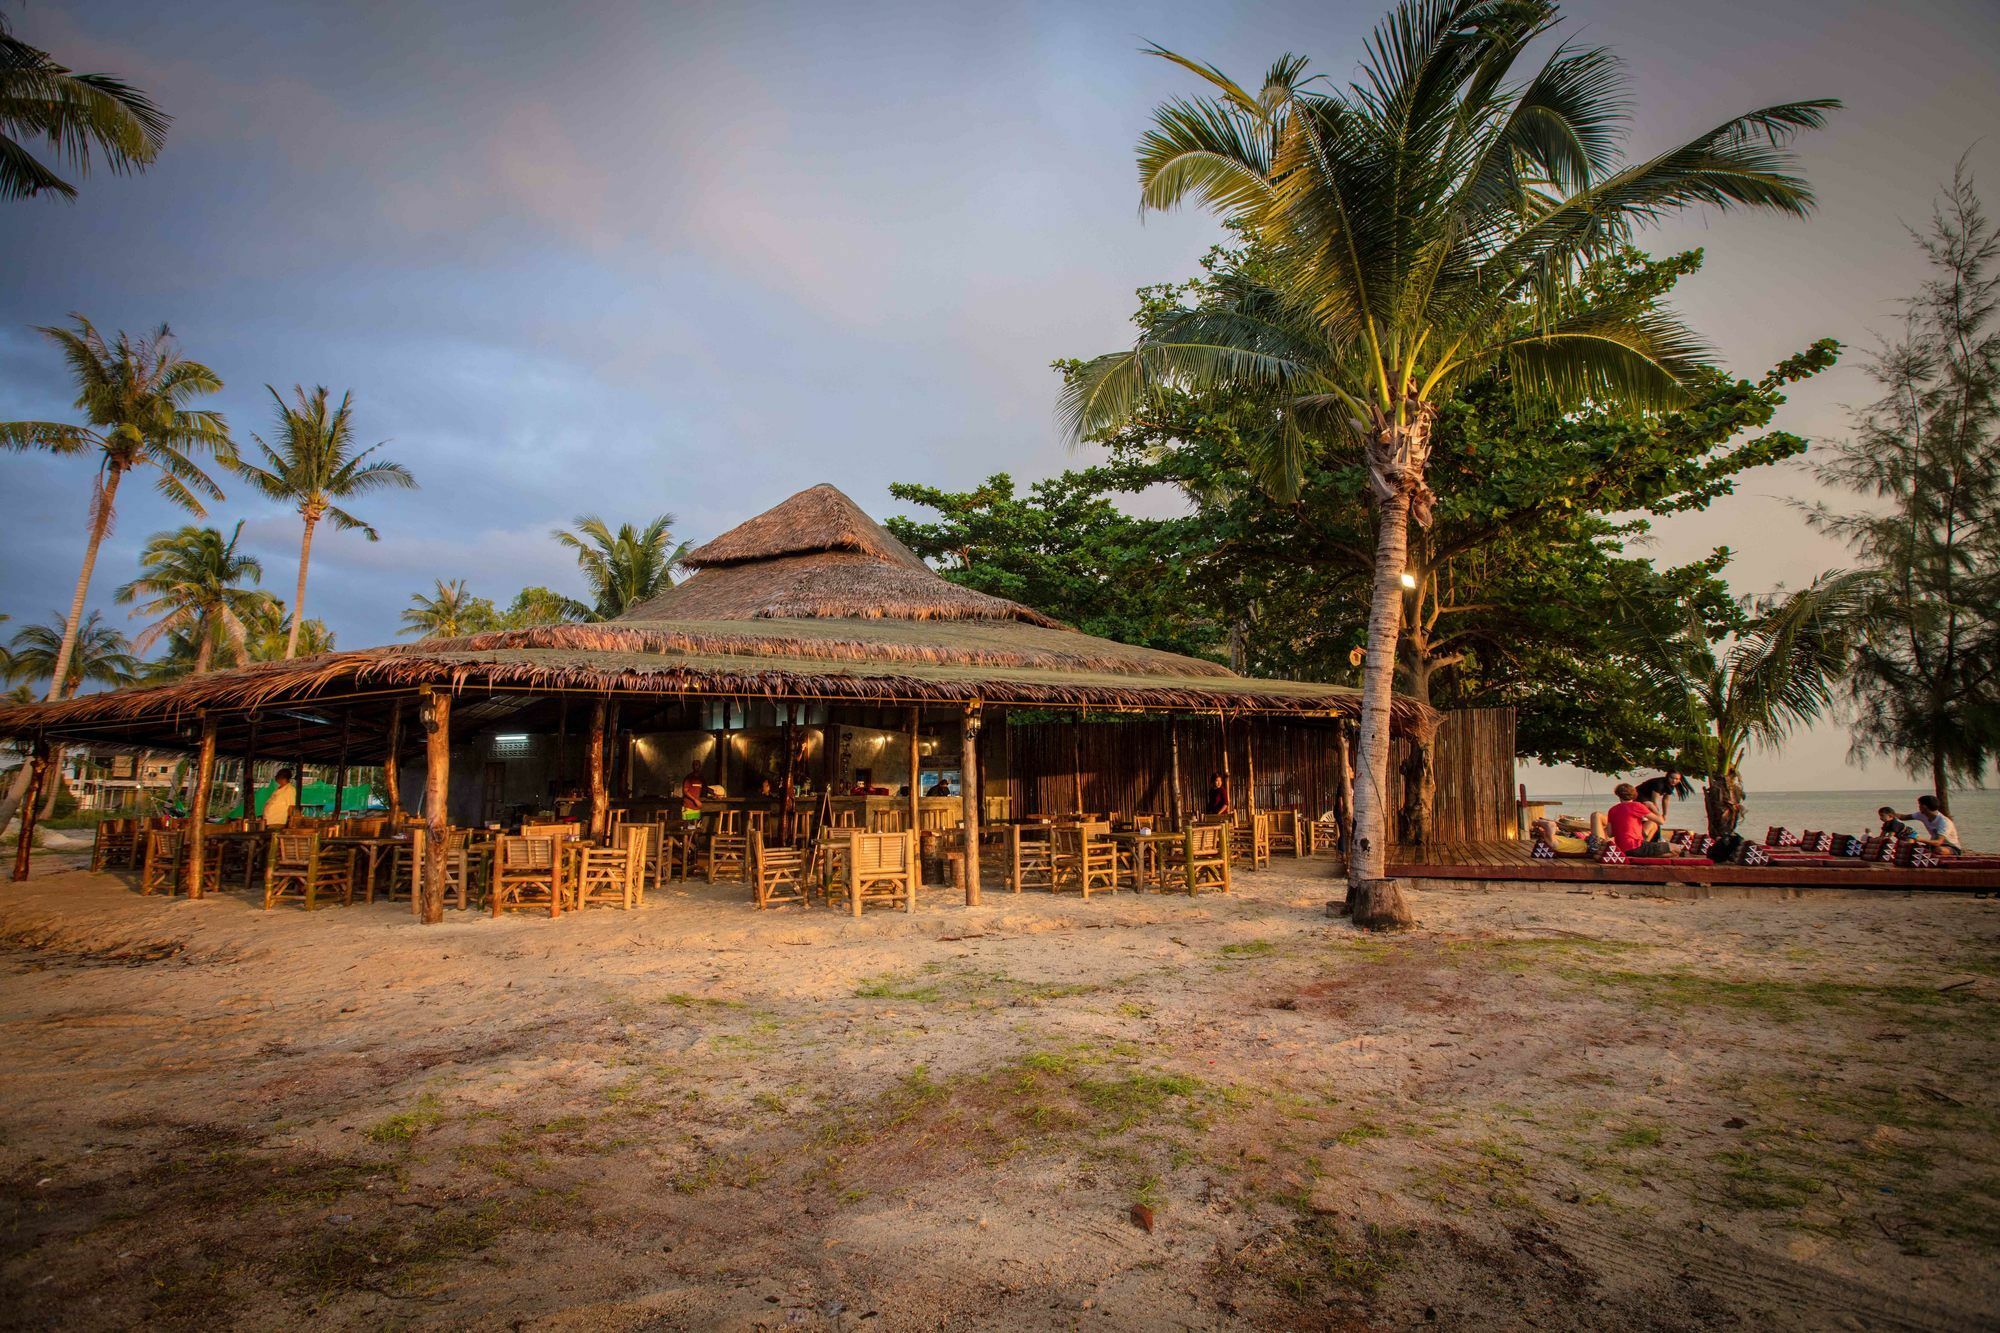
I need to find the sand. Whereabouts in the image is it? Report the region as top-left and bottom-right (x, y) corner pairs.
(1, 853), (1995, 1331)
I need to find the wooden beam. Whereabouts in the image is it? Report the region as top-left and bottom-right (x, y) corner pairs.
(961, 704), (982, 906)
(1168, 718), (1184, 829)
(383, 698), (404, 823)
(11, 738), (48, 882)
(331, 712), (352, 821)
(183, 714), (218, 898)
(780, 703), (798, 842)
(240, 712), (260, 819)
(418, 687), (451, 924)
(587, 697), (609, 842)
(1244, 717), (1259, 821)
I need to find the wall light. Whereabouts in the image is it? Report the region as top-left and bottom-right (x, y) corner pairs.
(1398, 572), (1417, 590)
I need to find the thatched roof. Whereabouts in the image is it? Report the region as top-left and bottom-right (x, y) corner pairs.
(0, 483), (1421, 752)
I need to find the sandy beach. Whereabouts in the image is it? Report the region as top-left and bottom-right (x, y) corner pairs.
(1, 855), (1994, 1331)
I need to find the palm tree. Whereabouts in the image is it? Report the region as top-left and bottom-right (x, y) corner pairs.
(7, 610), (139, 696)
(0, 318), (228, 832)
(1665, 577), (1860, 835)
(1062, 0), (1832, 922)
(399, 579), (500, 641)
(553, 514), (688, 619)
(0, 11), (169, 200)
(233, 385), (417, 658)
(241, 599), (334, 661)
(0, 317), (231, 702)
(115, 523), (271, 675)
(503, 585), (589, 628)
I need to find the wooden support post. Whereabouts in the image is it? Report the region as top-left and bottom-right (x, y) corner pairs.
(1335, 722), (1355, 853)
(332, 712), (352, 821)
(1218, 710), (1233, 814)
(1244, 718), (1259, 822)
(1071, 722), (1084, 817)
(606, 700), (623, 801)
(780, 703), (798, 842)
(960, 704), (982, 906)
(383, 699), (404, 823)
(587, 697), (609, 842)
(183, 714), (218, 898)
(716, 699), (731, 792)
(240, 713), (260, 818)
(555, 696), (570, 788)
(11, 738), (49, 882)
(419, 687), (451, 924)
(1168, 718), (1184, 829)
(907, 706), (921, 837)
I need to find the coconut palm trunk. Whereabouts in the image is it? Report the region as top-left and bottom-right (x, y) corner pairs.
(0, 467), (125, 834)
(286, 513), (317, 659)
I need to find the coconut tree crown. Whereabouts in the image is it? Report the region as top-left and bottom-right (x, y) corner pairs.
(6, 610), (138, 697)
(554, 514), (689, 620)
(0, 11), (169, 200)
(235, 386), (415, 537)
(1063, 0), (1836, 501)
(114, 522), (271, 673)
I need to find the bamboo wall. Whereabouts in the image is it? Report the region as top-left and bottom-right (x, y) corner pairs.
(995, 706), (1514, 846)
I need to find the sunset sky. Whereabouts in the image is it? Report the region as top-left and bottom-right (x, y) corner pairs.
(4, 0), (1997, 791)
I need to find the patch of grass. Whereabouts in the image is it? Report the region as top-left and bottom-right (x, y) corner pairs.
(365, 1093), (444, 1145)
(1714, 1150), (1825, 1211)
(1557, 966), (1994, 1026)
(1610, 1125), (1663, 1150)
(662, 992), (745, 1009)
(854, 967), (1103, 1005)
(1333, 1120), (1388, 1147)
(1220, 939), (1280, 958)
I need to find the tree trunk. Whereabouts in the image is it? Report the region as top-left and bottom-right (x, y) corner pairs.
(37, 745), (65, 820)
(11, 741), (49, 882)
(1395, 658), (1436, 846)
(1931, 752), (1949, 815)
(285, 515), (316, 660)
(0, 470), (122, 837)
(1703, 770), (1745, 836)
(192, 622), (215, 676)
(1347, 879), (1414, 931)
(586, 698), (609, 841)
(418, 689), (451, 923)
(183, 716), (217, 898)
(383, 699), (403, 822)
(1348, 491), (1412, 890)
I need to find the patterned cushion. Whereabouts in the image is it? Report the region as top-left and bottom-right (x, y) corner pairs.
(1765, 827), (1800, 847)
(1531, 839), (1557, 860)
(1799, 830), (1833, 853)
(1833, 835), (1864, 857)
(1897, 841), (1938, 868)
(1594, 842), (1627, 864)
(1741, 843), (1771, 866)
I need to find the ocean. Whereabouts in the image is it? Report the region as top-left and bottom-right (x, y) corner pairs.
(1539, 787), (1999, 854)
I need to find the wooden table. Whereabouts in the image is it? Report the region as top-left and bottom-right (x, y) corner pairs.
(202, 830), (267, 892)
(1109, 830), (1183, 892)
(325, 834), (416, 906)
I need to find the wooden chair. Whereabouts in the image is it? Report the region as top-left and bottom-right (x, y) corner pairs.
(1183, 822), (1232, 896)
(1267, 809), (1312, 858)
(262, 832), (354, 910)
(381, 829), (472, 911)
(92, 818), (130, 871)
(790, 808), (819, 849)
(1009, 825), (1056, 892)
(659, 819), (699, 883)
(846, 830), (916, 915)
(491, 834), (561, 917)
(752, 832), (809, 909)
(705, 810), (748, 882)
(575, 833), (643, 910)
(1051, 821), (1117, 897)
(870, 807), (908, 833)
(140, 828), (187, 896)
(522, 821), (580, 840)
(618, 822), (664, 902)
(1232, 811), (1272, 870)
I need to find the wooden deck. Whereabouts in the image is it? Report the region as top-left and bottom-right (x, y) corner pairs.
(1387, 840), (2000, 892)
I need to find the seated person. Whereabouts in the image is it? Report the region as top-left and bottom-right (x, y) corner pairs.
(1594, 783), (1672, 857)
(1531, 816), (1587, 855)
(1877, 806), (1914, 839)
(1896, 795), (1963, 856)
(926, 775), (954, 798)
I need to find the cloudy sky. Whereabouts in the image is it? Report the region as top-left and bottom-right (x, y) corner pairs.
(4, 0), (1996, 792)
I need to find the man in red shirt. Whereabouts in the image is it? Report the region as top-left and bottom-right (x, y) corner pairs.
(1601, 783), (1671, 856)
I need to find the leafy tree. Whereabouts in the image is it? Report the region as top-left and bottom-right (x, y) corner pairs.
(1062, 0), (1832, 919)
(233, 385), (417, 658)
(245, 600), (334, 661)
(1660, 575), (1862, 834)
(0, 318), (228, 832)
(6, 609), (138, 695)
(1801, 164), (2000, 809)
(1070, 245), (1837, 829)
(553, 515), (688, 620)
(399, 579), (500, 640)
(0, 9), (168, 200)
(885, 472), (1224, 657)
(503, 586), (589, 629)
(114, 522), (271, 675)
